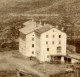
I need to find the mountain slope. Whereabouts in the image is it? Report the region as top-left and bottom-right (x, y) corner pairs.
(0, 0), (80, 41)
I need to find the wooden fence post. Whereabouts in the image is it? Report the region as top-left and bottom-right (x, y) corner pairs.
(16, 69), (20, 77)
(77, 69), (79, 77)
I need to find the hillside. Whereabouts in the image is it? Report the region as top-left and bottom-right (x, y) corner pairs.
(0, 0), (80, 42)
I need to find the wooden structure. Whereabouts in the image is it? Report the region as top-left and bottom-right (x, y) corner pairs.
(54, 72), (75, 77)
(74, 64), (80, 77)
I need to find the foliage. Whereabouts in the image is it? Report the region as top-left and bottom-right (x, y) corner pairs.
(0, 0), (80, 50)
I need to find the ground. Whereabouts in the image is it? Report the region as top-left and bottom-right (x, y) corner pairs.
(0, 50), (68, 76)
(33, 63), (67, 76)
(0, 51), (37, 71)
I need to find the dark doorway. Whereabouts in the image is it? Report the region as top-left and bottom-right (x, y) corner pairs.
(64, 57), (71, 63)
(64, 57), (68, 63)
(68, 58), (71, 63)
(54, 56), (61, 64)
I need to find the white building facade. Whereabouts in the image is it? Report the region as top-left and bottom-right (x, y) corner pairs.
(19, 20), (67, 63)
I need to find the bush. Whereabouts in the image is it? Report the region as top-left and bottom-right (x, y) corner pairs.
(1, 41), (19, 51)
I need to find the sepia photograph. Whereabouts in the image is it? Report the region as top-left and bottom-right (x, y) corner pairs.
(0, 0), (80, 77)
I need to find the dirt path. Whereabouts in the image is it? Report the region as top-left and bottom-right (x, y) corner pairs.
(8, 57), (47, 77)
(0, 51), (47, 77)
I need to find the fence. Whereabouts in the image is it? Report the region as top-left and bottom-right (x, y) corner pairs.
(54, 72), (75, 77)
(53, 67), (80, 77)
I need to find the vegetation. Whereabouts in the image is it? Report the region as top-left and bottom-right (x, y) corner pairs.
(67, 39), (80, 53)
(0, 0), (80, 51)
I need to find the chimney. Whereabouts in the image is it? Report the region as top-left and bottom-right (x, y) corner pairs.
(56, 25), (58, 28)
(43, 22), (46, 26)
(40, 20), (42, 25)
(39, 20), (43, 27)
(50, 25), (52, 28)
(61, 27), (64, 31)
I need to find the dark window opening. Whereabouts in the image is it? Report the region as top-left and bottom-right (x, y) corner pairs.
(52, 41), (54, 44)
(46, 41), (48, 44)
(59, 41), (61, 44)
(47, 48), (49, 51)
(32, 51), (34, 54)
(46, 35), (48, 38)
(32, 38), (34, 41)
(58, 56), (61, 60)
(57, 46), (61, 53)
(59, 35), (61, 38)
(32, 44), (34, 47)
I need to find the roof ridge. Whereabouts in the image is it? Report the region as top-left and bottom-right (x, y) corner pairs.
(19, 20), (65, 35)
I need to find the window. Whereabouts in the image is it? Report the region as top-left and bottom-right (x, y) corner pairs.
(46, 41), (48, 44)
(46, 35), (48, 38)
(32, 38), (34, 41)
(32, 51), (34, 54)
(53, 30), (54, 32)
(32, 44), (34, 47)
(53, 35), (55, 38)
(59, 35), (61, 38)
(47, 48), (49, 51)
(52, 41), (54, 44)
(59, 41), (61, 44)
(57, 46), (61, 53)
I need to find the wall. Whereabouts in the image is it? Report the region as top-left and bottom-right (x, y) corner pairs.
(19, 31), (41, 59)
(40, 28), (67, 62)
(25, 32), (36, 57)
(35, 32), (41, 61)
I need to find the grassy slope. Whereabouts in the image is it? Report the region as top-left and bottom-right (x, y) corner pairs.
(0, 0), (55, 38)
(0, 0), (80, 40)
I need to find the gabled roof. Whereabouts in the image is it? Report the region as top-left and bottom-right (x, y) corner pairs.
(35, 24), (53, 34)
(19, 20), (42, 34)
(19, 20), (65, 35)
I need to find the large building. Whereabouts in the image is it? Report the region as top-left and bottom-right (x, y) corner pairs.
(19, 20), (67, 63)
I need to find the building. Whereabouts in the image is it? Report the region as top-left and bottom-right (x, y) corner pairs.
(19, 20), (67, 63)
